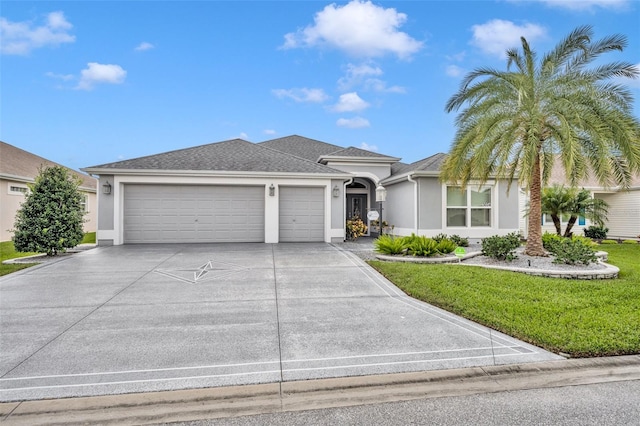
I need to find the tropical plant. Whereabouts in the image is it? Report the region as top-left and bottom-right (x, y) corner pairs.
(449, 234), (469, 247)
(441, 25), (640, 256)
(374, 235), (407, 255)
(408, 236), (439, 257)
(12, 166), (86, 256)
(551, 238), (598, 265)
(540, 185), (609, 237)
(436, 239), (457, 254)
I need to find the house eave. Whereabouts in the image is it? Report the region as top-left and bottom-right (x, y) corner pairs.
(319, 156), (401, 165)
(81, 168), (353, 180)
(1, 172), (97, 192)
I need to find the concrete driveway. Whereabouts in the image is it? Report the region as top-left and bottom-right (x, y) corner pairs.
(0, 243), (562, 401)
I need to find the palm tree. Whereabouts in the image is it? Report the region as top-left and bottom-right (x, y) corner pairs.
(540, 184), (609, 237)
(441, 25), (640, 256)
(540, 184), (574, 236)
(562, 189), (609, 238)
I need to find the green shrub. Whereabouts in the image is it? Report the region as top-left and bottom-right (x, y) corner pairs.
(481, 232), (521, 261)
(436, 239), (457, 254)
(600, 239), (618, 245)
(552, 238), (597, 265)
(449, 234), (469, 247)
(374, 235), (407, 255)
(13, 166), (85, 256)
(622, 240), (638, 245)
(408, 236), (439, 257)
(584, 225), (608, 240)
(542, 232), (563, 252)
(432, 233), (448, 243)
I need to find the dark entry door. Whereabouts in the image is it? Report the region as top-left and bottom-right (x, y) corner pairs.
(347, 194), (367, 220)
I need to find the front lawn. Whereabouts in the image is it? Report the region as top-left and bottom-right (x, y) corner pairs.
(0, 241), (38, 276)
(369, 244), (640, 357)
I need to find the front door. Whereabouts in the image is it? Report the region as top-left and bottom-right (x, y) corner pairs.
(347, 194), (367, 221)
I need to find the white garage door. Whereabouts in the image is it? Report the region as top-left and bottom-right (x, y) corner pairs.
(279, 186), (325, 242)
(123, 185), (264, 243)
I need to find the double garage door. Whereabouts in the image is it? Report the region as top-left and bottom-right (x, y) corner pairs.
(123, 184), (325, 243)
(124, 185), (265, 243)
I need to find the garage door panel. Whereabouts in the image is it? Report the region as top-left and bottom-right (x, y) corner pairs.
(279, 187), (325, 242)
(124, 185), (265, 243)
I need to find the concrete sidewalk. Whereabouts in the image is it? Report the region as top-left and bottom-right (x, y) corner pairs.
(1, 355), (638, 425)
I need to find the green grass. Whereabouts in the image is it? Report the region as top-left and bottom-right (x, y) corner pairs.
(0, 232), (95, 276)
(369, 244), (640, 357)
(81, 232), (96, 244)
(0, 241), (39, 276)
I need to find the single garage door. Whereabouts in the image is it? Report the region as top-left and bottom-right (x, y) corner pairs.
(123, 184), (264, 243)
(279, 186), (325, 242)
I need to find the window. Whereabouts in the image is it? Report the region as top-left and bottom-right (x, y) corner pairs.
(8, 185), (28, 195)
(446, 186), (492, 227)
(80, 194), (89, 212)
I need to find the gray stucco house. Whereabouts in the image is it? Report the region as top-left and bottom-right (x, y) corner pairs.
(82, 135), (520, 245)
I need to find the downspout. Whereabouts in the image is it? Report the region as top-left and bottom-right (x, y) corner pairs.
(407, 174), (418, 234)
(343, 178), (353, 241)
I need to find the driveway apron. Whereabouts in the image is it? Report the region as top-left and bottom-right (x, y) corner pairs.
(0, 243), (562, 401)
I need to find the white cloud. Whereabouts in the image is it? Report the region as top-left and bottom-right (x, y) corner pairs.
(45, 71), (75, 81)
(331, 92), (370, 112)
(514, 0), (630, 11)
(446, 51), (466, 62)
(337, 62), (405, 93)
(359, 142), (378, 151)
(446, 64), (465, 78)
(470, 19), (547, 58)
(337, 117), (371, 128)
(135, 42), (155, 51)
(239, 132), (249, 140)
(263, 129), (277, 135)
(76, 62), (127, 91)
(272, 88), (329, 103)
(1, 11), (75, 55)
(363, 78), (406, 93)
(281, 0), (423, 59)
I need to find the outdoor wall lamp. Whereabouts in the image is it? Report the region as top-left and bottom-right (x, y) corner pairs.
(332, 185), (340, 198)
(269, 184), (275, 196)
(102, 181), (112, 195)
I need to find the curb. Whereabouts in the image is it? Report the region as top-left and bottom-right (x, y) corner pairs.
(2, 355), (638, 425)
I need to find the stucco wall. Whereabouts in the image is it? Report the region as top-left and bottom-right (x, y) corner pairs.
(497, 179), (520, 229)
(331, 178), (345, 241)
(326, 163), (391, 182)
(385, 179), (415, 231)
(418, 177), (443, 230)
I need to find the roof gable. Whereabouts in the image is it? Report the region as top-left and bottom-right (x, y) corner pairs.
(83, 139), (347, 175)
(390, 153), (447, 176)
(321, 146), (401, 162)
(258, 135), (343, 162)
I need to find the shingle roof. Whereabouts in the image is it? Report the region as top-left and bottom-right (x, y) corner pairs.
(83, 139), (347, 175)
(258, 135), (343, 162)
(0, 141), (97, 190)
(390, 153), (447, 176)
(322, 146), (400, 161)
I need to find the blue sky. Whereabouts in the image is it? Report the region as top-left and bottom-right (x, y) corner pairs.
(2, 0), (639, 171)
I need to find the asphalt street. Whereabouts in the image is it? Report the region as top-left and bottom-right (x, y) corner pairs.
(170, 380), (640, 426)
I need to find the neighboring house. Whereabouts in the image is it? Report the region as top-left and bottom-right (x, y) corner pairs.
(519, 158), (640, 239)
(0, 141), (97, 242)
(82, 135), (520, 246)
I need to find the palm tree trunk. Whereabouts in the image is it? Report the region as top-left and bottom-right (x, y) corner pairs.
(525, 154), (547, 256)
(552, 214), (562, 235)
(564, 215), (578, 237)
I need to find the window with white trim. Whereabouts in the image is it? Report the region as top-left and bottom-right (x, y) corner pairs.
(80, 194), (89, 212)
(8, 185), (28, 195)
(446, 186), (492, 227)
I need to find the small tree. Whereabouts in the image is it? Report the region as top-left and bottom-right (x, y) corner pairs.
(540, 184), (609, 237)
(13, 166), (86, 256)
